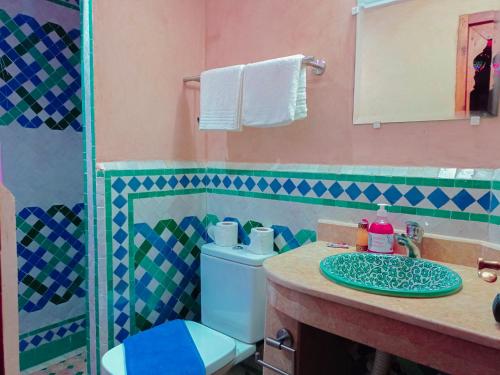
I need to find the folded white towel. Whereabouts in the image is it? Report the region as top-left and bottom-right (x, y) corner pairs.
(242, 54), (307, 128)
(199, 65), (245, 131)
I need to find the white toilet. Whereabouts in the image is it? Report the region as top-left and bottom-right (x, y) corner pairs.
(102, 243), (276, 374)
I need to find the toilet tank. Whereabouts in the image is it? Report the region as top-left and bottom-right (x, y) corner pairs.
(201, 243), (276, 344)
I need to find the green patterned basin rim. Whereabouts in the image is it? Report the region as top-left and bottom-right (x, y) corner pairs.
(320, 253), (463, 298)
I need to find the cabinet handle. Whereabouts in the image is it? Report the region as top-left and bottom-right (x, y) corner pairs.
(265, 328), (295, 354)
(255, 352), (291, 375)
(265, 338), (296, 354)
(256, 328), (295, 375)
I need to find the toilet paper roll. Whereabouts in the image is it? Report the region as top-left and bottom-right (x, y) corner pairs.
(208, 221), (238, 247)
(248, 227), (274, 254)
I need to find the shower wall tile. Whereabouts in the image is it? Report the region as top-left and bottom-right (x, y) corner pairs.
(0, 9), (81, 131)
(17, 204), (85, 313)
(0, 2), (83, 371)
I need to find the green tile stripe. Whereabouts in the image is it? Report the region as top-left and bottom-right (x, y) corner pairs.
(20, 331), (86, 371)
(19, 314), (85, 340)
(128, 188), (206, 201)
(105, 174), (114, 350)
(100, 166), (492, 190)
(46, 0), (80, 11)
(97, 167), (497, 226)
(81, 0), (98, 373)
(490, 216), (500, 225)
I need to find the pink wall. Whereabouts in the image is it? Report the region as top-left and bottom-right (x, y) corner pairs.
(92, 0), (499, 167)
(93, 0), (206, 163)
(0, 184), (20, 375)
(205, 0), (500, 168)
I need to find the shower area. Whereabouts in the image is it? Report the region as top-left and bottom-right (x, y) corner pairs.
(0, 0), (85, 373)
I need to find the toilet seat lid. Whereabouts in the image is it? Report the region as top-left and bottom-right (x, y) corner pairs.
(101, 321), (236, 375)
(186, 321), (236, 373)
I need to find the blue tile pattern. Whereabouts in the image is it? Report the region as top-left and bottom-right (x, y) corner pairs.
(204, 171), (492, 216)
(130, 214), (315, 336)
(17, 204), (85, 313)
(217, 216), (316, 253)
(0, 11), (81, 131)
(132, 217), (205, 333)
(19, 316), (85, 352)
(105, 173), (206, 345)
(104, 169), (323, 345)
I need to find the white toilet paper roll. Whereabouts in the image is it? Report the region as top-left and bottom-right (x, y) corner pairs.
(208, 221), (238, 247)
(248, 227), (274, 254)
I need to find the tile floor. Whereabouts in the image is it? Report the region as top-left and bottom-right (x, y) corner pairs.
(26, 350), (262, 375)
(28, 352), (86, 375)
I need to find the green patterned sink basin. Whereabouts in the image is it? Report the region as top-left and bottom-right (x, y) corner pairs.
(320, 253), (462, 298)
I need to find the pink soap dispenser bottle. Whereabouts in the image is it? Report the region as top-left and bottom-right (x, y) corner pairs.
(368, 203), (394, 254)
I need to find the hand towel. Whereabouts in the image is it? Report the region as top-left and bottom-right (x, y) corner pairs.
(242, 54), (307, 127)
(124, 320), (205, 375)
(199, 65), (245, 131)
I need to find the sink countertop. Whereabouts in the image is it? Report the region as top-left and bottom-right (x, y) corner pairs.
(263, 241), (500, 350)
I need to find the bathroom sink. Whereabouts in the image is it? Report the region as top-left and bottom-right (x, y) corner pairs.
(320, 253), (462, 298)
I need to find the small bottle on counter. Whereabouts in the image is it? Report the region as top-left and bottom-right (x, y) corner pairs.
(356, 219), (369, 252)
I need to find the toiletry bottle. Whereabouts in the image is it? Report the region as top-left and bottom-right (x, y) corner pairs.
(356, 219), (369, 252)
(368, 204), (394, 254)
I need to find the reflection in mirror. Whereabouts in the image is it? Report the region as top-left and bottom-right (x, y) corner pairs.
(353, 0), (500, 125)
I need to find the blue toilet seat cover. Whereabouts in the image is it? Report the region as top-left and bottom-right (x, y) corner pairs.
(124, 319), (205, 375)
(102, 320), (237, 375)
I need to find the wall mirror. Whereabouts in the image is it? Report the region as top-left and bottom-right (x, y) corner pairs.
(353, 0), (500, 125)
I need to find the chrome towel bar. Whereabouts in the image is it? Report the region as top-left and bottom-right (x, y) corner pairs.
(183, 55), (326, 83)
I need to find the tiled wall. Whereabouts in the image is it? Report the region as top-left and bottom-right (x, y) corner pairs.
(89, 160), (499, 373)
(205, 163), (499, 242)
(0, 0), (84, 371)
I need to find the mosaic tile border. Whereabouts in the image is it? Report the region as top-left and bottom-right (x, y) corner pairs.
(97, 166), (500, 225)
(20, 330), (85, 371)
(101, 169), (206, 348)
(20, 315), (86, 353)
(100, 169), (318, 344)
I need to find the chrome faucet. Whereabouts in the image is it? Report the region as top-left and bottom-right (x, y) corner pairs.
(395, 221), (424, 258)
(478, 258), (500, 283)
